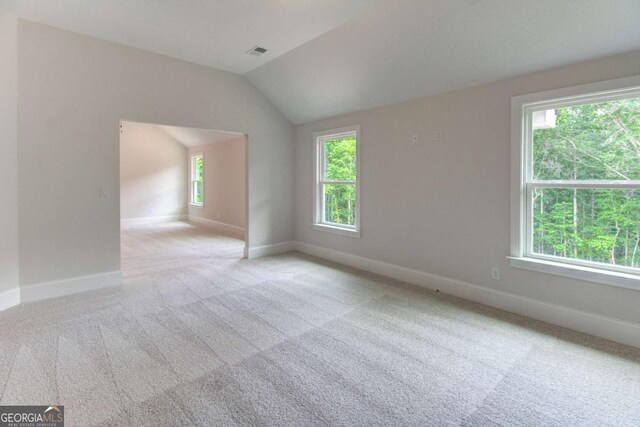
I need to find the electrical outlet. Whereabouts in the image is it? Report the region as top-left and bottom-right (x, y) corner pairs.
(491, 267), (500, 281)
(435, 130), (443, 141)
(100, 187), (110, 198)
(412, 134), (418, 144)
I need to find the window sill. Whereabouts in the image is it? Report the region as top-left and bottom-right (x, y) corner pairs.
(508, 256), (640, 291)
(189, 203), (204, 208)
(312, 223), (361, 238)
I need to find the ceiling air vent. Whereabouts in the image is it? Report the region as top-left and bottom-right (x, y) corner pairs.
(247, 45), (268, 56)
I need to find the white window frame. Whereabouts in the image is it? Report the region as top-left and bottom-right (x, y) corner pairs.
(312, 125), (361, 238)
(510, 75), (640, 290)
(190, 153), (204, 207)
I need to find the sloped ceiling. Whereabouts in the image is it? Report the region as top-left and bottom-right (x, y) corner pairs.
(0, 0), (383, 74)
(156, 125), (243, 148)
(3, 0), (640, 125)
(247, 0), (640, 124)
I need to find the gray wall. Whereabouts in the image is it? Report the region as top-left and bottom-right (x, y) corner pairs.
(188, 138), (246, 229)
(294, 50), (640, 325)
(0, 12), (19, 295)
(17, 20), (294, 286)
(120, 122), (188, 220)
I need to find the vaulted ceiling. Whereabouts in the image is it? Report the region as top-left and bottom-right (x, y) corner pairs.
(3, 0), (640, 124)
(247, 0), (640, 123)
(156, 124), (243, 148)
(0, 0), (382, 74)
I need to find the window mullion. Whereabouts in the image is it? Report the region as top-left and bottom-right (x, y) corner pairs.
(319, 180), (356, 185)
(529, 180), (640, 189)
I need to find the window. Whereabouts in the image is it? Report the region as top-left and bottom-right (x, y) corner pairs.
(190, 154), (204, 206)
(313, 125), (361, 237)
(511, 76), (640, 289)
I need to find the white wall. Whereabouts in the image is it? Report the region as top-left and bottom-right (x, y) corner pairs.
(18, 21), (294, 287)
(0, 12), (19, 298)
(294, 51), (640, 327)
(188, 138), (246, 230)
(120, 122), (187, 221)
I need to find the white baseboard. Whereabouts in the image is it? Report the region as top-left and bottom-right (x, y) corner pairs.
(247, 241), (296, 259)
(121, 214), (187, 227)
(294, 241), (640, 349)
(188, 216), (245, 239)
(0, 287), (20, 312)
(20, 270), (122, 304)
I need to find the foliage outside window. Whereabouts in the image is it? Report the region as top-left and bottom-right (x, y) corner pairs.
(514, 81), (640, 282)
(191, 154), (204, 206)
(313, 126), (360, 236)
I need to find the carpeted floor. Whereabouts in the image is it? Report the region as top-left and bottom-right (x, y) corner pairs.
(0, 221), (639, 426)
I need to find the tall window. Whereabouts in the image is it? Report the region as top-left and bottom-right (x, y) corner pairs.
(511, 77), (640, 288)
(190, 154), (204, 206)
(313, 125), (361, 237)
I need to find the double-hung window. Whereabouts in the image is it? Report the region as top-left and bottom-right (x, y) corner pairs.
(511, 76), (640, 289)
(313, 125), (361, 237)
(190, 154), (204, 207)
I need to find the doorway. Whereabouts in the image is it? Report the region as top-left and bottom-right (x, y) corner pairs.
(118, 120), (249, 278)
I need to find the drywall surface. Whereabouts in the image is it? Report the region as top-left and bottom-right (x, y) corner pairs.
(120, 122), (187, 220)
(18, 21), (293, 286)
(294, 50), (640, 325)
(188, 138), (246, 229)
(0, 12), (19, 294)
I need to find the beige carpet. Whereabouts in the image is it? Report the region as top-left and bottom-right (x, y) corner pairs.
(0, 221), (639, 426)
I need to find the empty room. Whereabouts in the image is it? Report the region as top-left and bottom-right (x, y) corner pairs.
(0, 1), (639, 426)
(120, 120), (248, 289)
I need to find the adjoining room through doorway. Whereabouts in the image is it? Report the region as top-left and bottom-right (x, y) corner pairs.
(119, 120), (248, 278)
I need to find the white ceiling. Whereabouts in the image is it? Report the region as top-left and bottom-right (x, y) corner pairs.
(3, 0), (640, 125)
(0, 0), (382, 74)
(247, 0), (640, 123)
(156, 124), (243, 148)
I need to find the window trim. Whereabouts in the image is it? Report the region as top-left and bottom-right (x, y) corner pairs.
(312, 125), (361, 238)
(190, 153), (204, 207)
(510, 75), (640, 290)
(507, 76), (640, 290)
